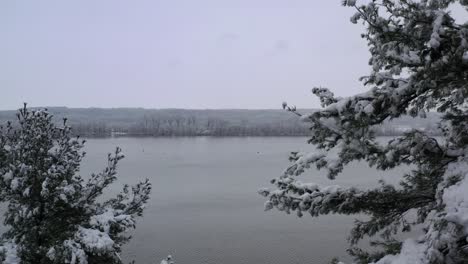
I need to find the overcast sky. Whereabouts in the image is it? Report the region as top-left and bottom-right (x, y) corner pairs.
(0, 0), (374, 110)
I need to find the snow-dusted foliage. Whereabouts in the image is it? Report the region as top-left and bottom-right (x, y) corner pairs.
(160, 255), (174, 264)
(0, 105), (151, 264)
(262, 1), (468, 263)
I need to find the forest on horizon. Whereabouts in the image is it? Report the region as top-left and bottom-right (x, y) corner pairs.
(0, 107), (442, 137)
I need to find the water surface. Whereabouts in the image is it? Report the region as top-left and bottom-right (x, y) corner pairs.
(78, 137), (407, 264)
(0, 137), (407, 264)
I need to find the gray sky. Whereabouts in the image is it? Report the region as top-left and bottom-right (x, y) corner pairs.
(0, 0), (371, 110)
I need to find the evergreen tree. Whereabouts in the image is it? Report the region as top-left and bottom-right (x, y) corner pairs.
(0, 105), (151, 264)
(261, 1), (468, 263)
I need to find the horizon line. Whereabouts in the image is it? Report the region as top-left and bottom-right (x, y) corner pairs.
(0, 106), (317, 111)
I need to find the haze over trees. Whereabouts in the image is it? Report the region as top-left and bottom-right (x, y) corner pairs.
(0, 105), (151, 264)
(0, 108), (442, 137)
(260, 0), (468, 263)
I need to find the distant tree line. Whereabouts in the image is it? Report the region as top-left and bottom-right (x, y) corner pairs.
(0, 107), (442, 137)
(71, 116), (310, 137)
(69, 114), (442, 137)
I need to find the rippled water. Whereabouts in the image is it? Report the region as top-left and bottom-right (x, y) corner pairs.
(2, 137), (409, 264)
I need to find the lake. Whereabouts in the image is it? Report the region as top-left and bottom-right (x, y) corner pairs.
(4, 137), (409, 264)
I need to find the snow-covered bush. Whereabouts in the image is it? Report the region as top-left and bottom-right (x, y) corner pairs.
(160, 255), (174, 264)
(0, 105), (151, 264)
(261, 1), (468, 263)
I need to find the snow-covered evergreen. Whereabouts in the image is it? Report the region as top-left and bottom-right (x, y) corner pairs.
(0, 105), (151, 264)
(160, 255), (174, 264)
(261, 1), (468, 263)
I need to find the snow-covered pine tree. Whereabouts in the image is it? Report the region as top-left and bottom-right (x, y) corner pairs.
(160, 255), (174, 264)
(260, 1), (468, 263)
(0, 105), (151, 264)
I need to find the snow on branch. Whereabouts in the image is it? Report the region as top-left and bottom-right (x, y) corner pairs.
(262, 1), (468, 263)
(0, 106), (152, 264)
